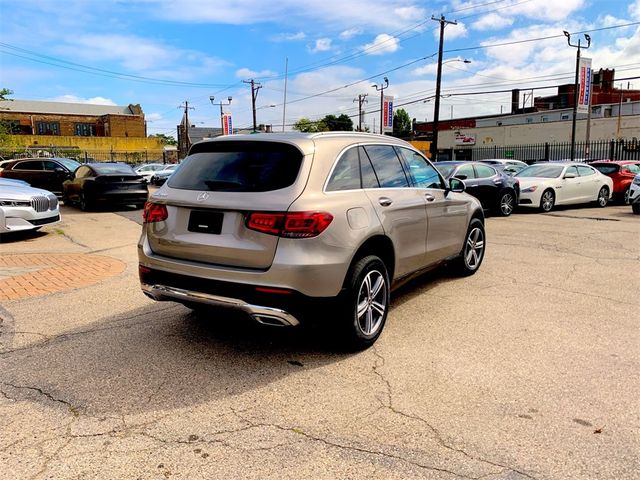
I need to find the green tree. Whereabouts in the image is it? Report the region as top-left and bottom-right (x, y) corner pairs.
(149, 133), (177, 145)
(0, 88), (13, 101)
(293, 118), (328, 133)
(321, 114), (353, 131)
(392, 108), (412, 138)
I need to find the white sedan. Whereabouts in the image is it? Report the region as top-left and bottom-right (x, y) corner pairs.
(515, 162), (613, 212)
(0, 179), (61, 233)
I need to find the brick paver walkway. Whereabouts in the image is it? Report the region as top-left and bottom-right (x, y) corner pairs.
(0, 253), (127, 301)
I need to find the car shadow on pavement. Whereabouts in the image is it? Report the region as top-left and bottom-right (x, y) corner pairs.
(0, 303), (351, 417)
(0, 229), (50, 244)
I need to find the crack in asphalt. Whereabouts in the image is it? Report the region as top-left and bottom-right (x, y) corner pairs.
(369, 347), (537, 480)
(1, 382), (81, 416)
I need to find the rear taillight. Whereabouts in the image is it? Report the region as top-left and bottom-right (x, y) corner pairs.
(143, 202), (168, 223)
(246, 211), (333, 238)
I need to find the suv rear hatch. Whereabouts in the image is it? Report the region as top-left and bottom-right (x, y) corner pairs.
(145, 139), (310, 269)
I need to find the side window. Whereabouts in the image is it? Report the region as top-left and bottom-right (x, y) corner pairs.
(43, 161), (65, 172)
(396, 147), (443, 189)
(474, 164), (497, 179)
(358, 147), (379, 189)
(455, 164), (476, 180)
(566, 166), (579, 177)
(15, 160), (43, 171)
(577, 165), (595, 177)
(362, 145), (409, 188)
(326, 148), (361, 191)
(626, 164), (640, 174)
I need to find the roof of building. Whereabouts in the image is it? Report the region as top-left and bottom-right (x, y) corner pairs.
(0, 99), (142, 116)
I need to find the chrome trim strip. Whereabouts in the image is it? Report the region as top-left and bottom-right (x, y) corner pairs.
(141, 283), (300, 327)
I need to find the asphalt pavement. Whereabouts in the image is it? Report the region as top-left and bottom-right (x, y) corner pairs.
(0, 203), (639, 479)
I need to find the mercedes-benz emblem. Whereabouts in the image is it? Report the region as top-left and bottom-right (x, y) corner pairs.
(196, 192), (210, 201)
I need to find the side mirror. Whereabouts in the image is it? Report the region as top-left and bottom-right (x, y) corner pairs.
(564, 172), (577, 179)
(454, 174), (468, 180)
(448, 177), (466, 193)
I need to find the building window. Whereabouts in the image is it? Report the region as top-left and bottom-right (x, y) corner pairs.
(561, 113), (570, 120)
(36, 122), (60, 135)
(74, 123), (96, 136)
(541, 116), (548, 122)
(526, 117), (533, 124)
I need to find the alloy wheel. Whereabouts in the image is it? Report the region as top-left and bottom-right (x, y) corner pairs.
(541, 191), (554, 212)
(464, 227), (485, 271)
(500, 193), (514, 216)
(597, 187), (608, 207)
(356, 270), (387, 337)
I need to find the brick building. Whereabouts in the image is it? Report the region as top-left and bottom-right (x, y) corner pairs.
(0, 99), (146, 137)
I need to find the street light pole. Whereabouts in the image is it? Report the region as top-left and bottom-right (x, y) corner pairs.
(372, 78), (389, 134)
(209, 95), (232, 135)
(431, 15), (457, 161)
(564, 31), (591, 161)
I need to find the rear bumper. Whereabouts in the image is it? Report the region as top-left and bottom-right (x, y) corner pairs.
(141, 282), (300, 326)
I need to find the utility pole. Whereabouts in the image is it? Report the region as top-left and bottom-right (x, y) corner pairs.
(282, 57), (288, 132)
(244, 79), (262, 132)
(431, 15), (457, 161)
(372, 77), (388, 134)
(563, 30), (591, 161)
(178, 101), (194, 157)
(354, 94), (368, 131)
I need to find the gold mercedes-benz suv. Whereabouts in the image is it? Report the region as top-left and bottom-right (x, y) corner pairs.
(138, 132), (485, 349)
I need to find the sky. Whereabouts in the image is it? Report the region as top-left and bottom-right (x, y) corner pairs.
(1, 0), (638, 137)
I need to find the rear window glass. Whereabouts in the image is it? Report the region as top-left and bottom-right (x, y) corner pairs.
(591, 164), (619, 175)
(90, 163), (136, 174)
(170, 141), (303, 192)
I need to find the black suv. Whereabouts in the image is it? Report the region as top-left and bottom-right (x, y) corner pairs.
(0, 157), (81, 195)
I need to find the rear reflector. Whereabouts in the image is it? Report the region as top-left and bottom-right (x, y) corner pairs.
(143, 202), (168, 223)
(255, 287), (293, 295)
(246, 211), (333, 238)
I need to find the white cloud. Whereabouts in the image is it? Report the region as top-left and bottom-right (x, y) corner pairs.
(434, 22), (468, 41)
(48, 95), (117, 105)
(56, 33), (227, 79)
(271, 31), (306, 42)
(361, 34), (400, 55)
(236, 68), (278, 78)
(630, 0), (640, 20)
(339, 28), (362, 40)
(146, 112), (164, 122)
(472, 13), (514, 31)
(599, 15), (631, 28)
(451, 0), (585, 22)
(310, 38), (333, 53)
(394, 6), (425, 20)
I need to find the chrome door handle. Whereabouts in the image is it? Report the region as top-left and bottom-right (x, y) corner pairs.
(425, 193), (435, 202)
(378, 197), (393, 207)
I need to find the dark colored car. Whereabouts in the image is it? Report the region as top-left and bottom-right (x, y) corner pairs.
(435, 161), (519, 216)
(0, 157), (81, 195)
(62, 162), (148, 210)
(149, 164), (179, 186)
(590, 160), (640, 204)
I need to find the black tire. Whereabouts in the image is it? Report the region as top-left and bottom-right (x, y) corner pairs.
(596, 186), (609, 208)
(451, 218), (486, 277)
(338, 255), (390, 351)
(539, 189), (555, 212)
(496, 191), (515, 217)
(632, 203), (640, 215)
(79, 193), (92, 211)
